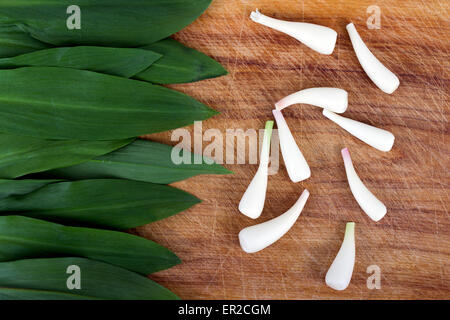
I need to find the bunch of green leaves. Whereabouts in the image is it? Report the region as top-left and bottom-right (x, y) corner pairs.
(0, 0), (230, 300)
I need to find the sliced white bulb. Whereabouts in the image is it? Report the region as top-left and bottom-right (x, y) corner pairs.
(346, 23), (400, 94)
(238, 121), (274, 219)
(250, 9), (337, 55)
(342, 148), (387, 222)
(239, 189), (310, 253)
(323, 109), (395, 152)
(325, 222), (356, 291)
(275, 87), (348, 113)
(272, 110), (311, 182)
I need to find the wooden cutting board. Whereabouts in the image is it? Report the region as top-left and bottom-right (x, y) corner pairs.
(136, 0), (449, 299)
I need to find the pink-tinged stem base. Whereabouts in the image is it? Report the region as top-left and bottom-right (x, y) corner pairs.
(341, 147), (351, 163)
(272, 109), (283, 122)
(274, 98), (289, 111)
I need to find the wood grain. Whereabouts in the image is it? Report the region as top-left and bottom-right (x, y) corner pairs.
(136, 0), (449, 299)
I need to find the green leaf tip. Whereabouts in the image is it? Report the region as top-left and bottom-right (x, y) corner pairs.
(138, 38), (227, 84)
(218, 168), (234, 175)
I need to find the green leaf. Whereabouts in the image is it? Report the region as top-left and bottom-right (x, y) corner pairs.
(0, 32), (227, 84)
(0, 288), (96, 300)
(0, 216), (181, 274)
(0, 257), (179, 300)
(0, 25), (48, 58)
(137, 38), (228, 84)
(44, 139), (232, 184)
(0, 179), (201, 229)
(0, 179), (60, 199)
(0, 0), (212, 47)
(0, 46), (162, 78)
(0, 67), (218, 140)
(0, 133), (131, 179)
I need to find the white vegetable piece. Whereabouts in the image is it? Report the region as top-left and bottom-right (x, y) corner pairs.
(322, 109), (395, 152)
(238, 121), (274, 219)
(250, 9), (337, 55)
(239, 189), (310, 253)
(325, 222), (356, 291)
(272, 110), (311, 182)
(346, 23), (400, 94)
(341, 148), (387, 222)
(275, 87), (348, 113)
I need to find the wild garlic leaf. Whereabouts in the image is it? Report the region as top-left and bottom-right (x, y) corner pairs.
(0, 179), (201, 229)
(0, 0), (212, 47)
(0, 32), (227, 84)
(0, 216), (181, 274)
(0, 257), (179, 300)
(0, 46), (162, 78)
(0, 67), (218, 140)
(44, 139), (232, 184)
(138, 38), (227, 84)
(0, 133), (131, 179)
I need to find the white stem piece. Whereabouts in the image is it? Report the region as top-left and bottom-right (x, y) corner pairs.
(238, 121), (274, 219)
(272, 110), (311, 182)
(325, 222), (355, 291)
(275, 87), (348, 113)
(341, 148), (387, 222)
(250, 9), (337, 55)
(322, 109), (395, 152)
(239, 189), (310, 253)
(346, 23), (400, 94)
